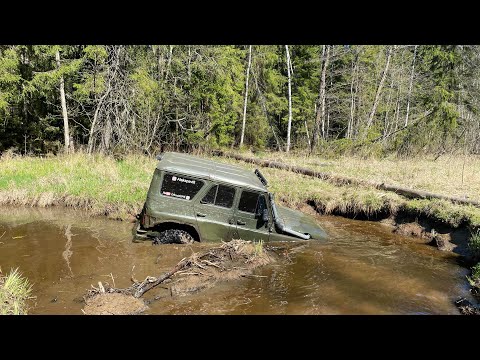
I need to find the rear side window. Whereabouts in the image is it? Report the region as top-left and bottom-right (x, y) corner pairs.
(161, 173), (204, 200)
(200, 184), (235, 208)
(201, 186), (217, 204)
(238, 191), (266, 214)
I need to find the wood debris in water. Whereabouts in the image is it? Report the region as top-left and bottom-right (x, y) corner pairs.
(82, 240), (280, 315)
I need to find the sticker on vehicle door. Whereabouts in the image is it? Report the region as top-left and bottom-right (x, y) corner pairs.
(172, 176), (196, 184)
(161, 174), (204, 201)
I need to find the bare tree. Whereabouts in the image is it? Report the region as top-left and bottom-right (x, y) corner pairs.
(305, 118), (311, 148)
(366, 46), (394, 131)
(312, 45), (331, 149)
(87, 46), (120, 154)
(240, 45), (252, 147)
(285, 45), (293, 153)
(405, 45), (418, 127)
(55, 49), (70, 153)
(251, 67), (282, 150)
(347, 50), (359, 139)
(321, 46), (331, 139)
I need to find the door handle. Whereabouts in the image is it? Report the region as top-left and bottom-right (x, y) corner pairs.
(197, 213), (207, 217)
(237, 220), (246, 225)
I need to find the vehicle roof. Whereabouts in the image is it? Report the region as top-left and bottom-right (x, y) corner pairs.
(156, 152), (267, 192)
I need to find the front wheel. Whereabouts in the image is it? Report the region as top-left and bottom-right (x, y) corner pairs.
(153, 229), (195, 245)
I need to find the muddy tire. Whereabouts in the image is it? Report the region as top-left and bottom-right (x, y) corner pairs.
(153, 229), (195, 245)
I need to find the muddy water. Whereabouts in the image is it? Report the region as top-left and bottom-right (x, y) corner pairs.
(0, 206), (471, 314)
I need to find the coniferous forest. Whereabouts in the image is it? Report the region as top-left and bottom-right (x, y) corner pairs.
(1, 45), (479, 156)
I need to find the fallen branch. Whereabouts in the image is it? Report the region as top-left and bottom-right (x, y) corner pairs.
(216, 152), (480, 209)
(134, 258), (188, 298)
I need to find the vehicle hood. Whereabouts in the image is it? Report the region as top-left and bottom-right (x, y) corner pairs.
(275, 205), (327, 240)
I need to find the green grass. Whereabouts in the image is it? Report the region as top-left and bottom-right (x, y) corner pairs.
(472, 263), (480, 280)
(0, 268), (33, 315)
(0, 152), (156, 219)
(469, 230), (480, 259)
(253, 239), (264, 256)
(404, 199), (480, 228)
(467, 262), (480, 293)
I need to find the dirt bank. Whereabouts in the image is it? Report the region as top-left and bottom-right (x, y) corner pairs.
(304, 200), (474, 259)
(83, 293), (147, 315)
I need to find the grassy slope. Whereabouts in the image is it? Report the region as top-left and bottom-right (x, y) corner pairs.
(208, 155), (480, 229)
(246, 151), (480, 203)
(0, 153), (156, 220)
(1, 151), (480, 229)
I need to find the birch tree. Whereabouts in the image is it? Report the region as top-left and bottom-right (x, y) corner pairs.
(404, 45), (417, 127)
(285, 45), (292, 153)
(55, 49), (70, 152)
(312, 45), (331, 149)
(366, 46), (394, 131)
(240, 45), (252, 147)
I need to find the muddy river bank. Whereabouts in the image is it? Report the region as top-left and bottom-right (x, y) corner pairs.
(0, 206), (473, 314)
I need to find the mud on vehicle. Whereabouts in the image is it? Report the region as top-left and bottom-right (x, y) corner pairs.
(134, 152), (327, 244)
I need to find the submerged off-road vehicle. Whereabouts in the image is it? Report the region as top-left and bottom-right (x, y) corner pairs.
(134, 152), (327, 244)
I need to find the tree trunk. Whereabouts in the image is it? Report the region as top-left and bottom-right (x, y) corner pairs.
(312, 46), (325, 150)
(240, 45), (252, 147)
(366, 46), (393, 131)
(321, 47), (331, 139)
(285, 45), (293, 153)
(382, 78), (395, 138)
(55, 50), (70, 153)
(305, 119), (311, 148)
(312, 45), (331, 149)
(251, 68), (281, 150)
(394, 87), (401, 133)
(347, 55), (358, 139)
(87, 84), (111, 154)
(165, 45), (173, 80)
(405, 45), (418, 127)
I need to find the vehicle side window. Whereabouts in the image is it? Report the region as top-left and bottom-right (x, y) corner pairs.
(216, 185), (235, 208)
(160, 173), (204, 200)
(239, 191), (263, 213)
(200, 184), (235, 208)
(201, 186), (217, 205)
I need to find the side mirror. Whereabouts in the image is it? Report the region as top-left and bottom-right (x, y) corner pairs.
(262, 208), (269, 223)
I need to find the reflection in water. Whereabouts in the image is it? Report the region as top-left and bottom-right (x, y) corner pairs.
(0, 206), (471, 314)
(62, 224), (74, 277)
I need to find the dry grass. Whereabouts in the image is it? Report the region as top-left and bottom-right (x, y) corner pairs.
(0, 268), (33, 315)
(208, 155), (403, 216)
(236, 150), (480, 203)
(207, 153), (480, 228)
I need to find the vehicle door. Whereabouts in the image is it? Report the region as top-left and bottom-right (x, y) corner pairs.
(234, 189), (270, 242)
(154, 172), (205, 226)
(193, 183), (237, 242)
